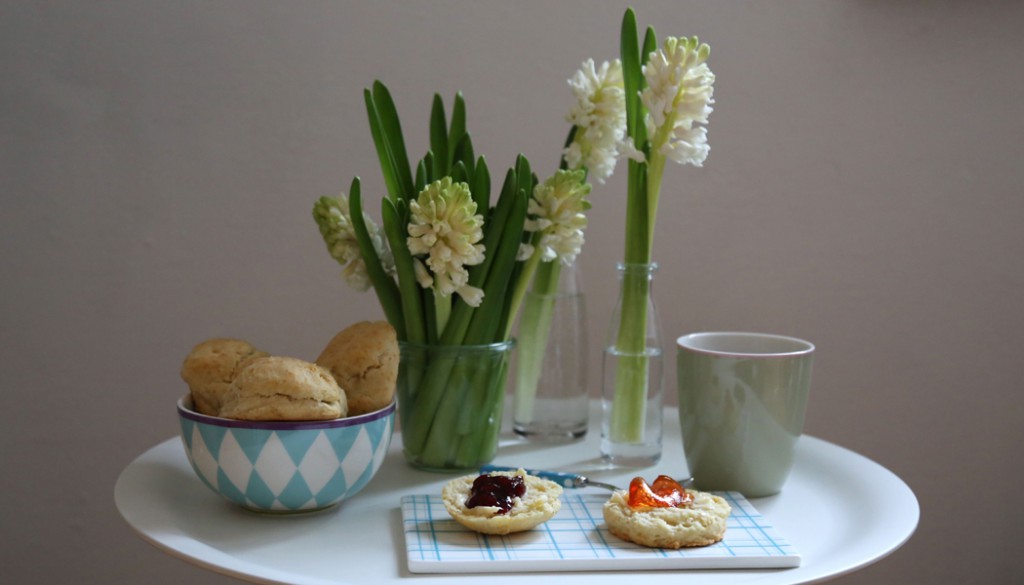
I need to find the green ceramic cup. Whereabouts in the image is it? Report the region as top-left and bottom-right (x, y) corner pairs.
(677, 332), (814, 497)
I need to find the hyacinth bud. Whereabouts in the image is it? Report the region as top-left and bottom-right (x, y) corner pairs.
(313, 194), (392, 291)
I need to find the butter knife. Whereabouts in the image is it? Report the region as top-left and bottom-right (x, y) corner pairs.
(479, 465), (694, 492)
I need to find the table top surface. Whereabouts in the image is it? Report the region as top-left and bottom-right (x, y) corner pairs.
(115, 404), (918, 585)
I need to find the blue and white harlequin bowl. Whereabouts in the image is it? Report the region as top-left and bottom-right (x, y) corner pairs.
(177, 395), (395, 513)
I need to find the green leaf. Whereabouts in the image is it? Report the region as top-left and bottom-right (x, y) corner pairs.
(381, 198), (427, 344)
(372, 81), (415, 200)
(422, 151), (435, 184)
(642, 26), (657, 65)
(347, 178), (405, 339)
(415, 159), (427, 192)
(514, 154), (533, 207)
(466, 185), (528, 344)
(452, 133), (475, 173)
(363, 89), (403, 202)
(477, 168), (517, 280)
(471, 156), (490, 213)
(448, 92), (466, 164)
(620, 8), (643, 146)
(429, 94), (449, 180)
(451, 160), (469, 184)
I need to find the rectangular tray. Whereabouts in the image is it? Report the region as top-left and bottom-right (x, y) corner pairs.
(401, 492), (800, 573)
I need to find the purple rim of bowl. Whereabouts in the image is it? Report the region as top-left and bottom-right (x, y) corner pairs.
(177, 395), (396, 430)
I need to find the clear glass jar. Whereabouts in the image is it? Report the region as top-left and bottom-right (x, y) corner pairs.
(397, 340), (514, 471)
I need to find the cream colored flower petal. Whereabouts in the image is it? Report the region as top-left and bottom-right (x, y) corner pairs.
(565, 59), (627, 183)
(413, 258), (434, 289)
(641, 36), (715, 168)
(517, 243), (535, 261)
(407, 177), (486, 300)
(525, 170), (591, 265)
(456, 285), (485, 307)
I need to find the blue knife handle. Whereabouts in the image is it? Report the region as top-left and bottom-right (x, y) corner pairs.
(478, 465), (583, 489)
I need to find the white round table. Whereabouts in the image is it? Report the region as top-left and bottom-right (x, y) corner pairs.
(115, 404), (918, 584)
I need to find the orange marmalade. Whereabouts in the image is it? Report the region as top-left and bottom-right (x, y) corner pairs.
(627, 475), (694, 509)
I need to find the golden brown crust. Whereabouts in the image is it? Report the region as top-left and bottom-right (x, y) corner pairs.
(218, 356), (347, 421)
(602, 489), (730, 549)
(315, 321), (398, 416)
(180, 338), (268, 416)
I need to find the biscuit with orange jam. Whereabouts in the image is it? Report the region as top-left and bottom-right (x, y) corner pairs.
(602, 488), (730, 548)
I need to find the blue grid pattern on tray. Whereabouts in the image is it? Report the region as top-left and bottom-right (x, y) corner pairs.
(401, 491), (800, 573)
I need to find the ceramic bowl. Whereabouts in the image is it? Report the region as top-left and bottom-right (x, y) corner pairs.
(177, 395), (395, 513)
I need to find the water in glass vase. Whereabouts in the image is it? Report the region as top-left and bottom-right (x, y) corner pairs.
(512, 261), (589, 440)
(600, 344), (664, 466)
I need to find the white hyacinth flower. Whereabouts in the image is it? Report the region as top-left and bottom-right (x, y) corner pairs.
(407, 177), (486, 306)
(641, 36), (715, 167)
(313, 193), (392, 291)
(525, 169), (592, 266)
(564, 59), (627, 183)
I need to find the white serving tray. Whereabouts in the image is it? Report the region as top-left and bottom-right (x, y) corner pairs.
(402, 492), (800, 573)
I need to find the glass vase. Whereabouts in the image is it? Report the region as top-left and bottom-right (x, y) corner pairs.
(512, 260), (589, 440)
(601, 262), (663, 466)
(396, 340), (514, 471)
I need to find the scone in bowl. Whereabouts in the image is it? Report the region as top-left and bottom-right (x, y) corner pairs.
(177, 395), (395, 513)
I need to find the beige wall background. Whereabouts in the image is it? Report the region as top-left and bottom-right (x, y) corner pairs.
(3, 0), (1022, 582)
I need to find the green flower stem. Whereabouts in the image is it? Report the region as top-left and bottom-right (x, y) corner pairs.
(609, 158), (664, 443)
(476, 355), (511, 459)
(421, 357), (472, 464)
(400, 348), (458, 457)
(454, 353), (510, 468)
(512, 260), (562, 424)
(399, 341), (512, 470)
(609, 265), (653, 443)
(608, 8), (666, 444)
(645, 153), (667, 251)
(433, 289), (451, 337)
(503, 242), (542, 340)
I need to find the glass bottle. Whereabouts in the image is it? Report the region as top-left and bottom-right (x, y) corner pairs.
(601, 262), (663, 466)
(512, 261), (588, 440)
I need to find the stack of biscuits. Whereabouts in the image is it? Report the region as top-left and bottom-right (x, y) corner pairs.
(180, 321), (398, 421)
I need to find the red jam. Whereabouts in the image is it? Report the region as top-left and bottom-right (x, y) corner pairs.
(466, 474), (526, 514)
(627, 475), (693, 509)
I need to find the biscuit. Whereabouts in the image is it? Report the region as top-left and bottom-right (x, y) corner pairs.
(180, 338), (269, 416)
(602, 488), (730, 549)
(315, 321), (398, 416)
(218, 356), (347, 421)
(442, 470), (563, 535)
